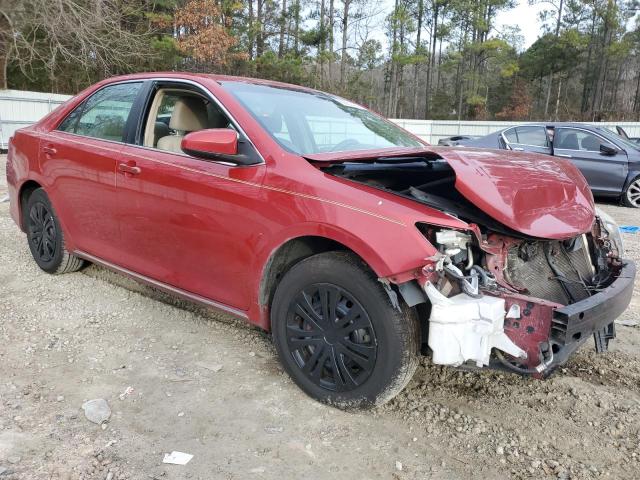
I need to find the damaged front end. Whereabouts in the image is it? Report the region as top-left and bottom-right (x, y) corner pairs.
(316, 149), (636, 377)
(418, 218), (635, 376)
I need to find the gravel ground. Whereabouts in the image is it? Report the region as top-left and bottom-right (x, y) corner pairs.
(1, 155), (639, 480)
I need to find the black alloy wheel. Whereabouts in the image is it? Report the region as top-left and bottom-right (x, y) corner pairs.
(23, 188), (86, 274)
(271, 252), (420, 408)
(27, 201), (58, 263)
(285, 284), (377, 391)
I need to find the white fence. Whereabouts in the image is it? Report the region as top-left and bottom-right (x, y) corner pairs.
(0, 90), (71, 149)
(3, 89), (640, 149)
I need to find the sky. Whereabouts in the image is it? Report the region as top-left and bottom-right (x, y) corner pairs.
(495, 1), (546, 50)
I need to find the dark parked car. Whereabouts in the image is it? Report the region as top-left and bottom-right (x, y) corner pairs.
(437, 134), (480, 146)
(445, 123), (640, 208)
(5, 74), (636, 408)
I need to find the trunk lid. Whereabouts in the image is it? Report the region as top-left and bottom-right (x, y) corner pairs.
(306, 146), (595, 239)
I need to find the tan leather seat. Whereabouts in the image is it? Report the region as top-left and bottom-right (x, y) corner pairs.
(157, 97), (208, 153)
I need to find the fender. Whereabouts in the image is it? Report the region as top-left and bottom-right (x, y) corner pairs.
(623, 170), (640, 192)
(246, 221), (434, 329)
(15, 175), (79, 253)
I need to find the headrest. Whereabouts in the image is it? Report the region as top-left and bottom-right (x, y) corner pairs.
(154, 121), (170, 139)
(558, 132), (578, 150)
(169, 97), (208, 132)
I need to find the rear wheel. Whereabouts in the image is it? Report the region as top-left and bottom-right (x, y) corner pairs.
(622, 176), (640, 208)
(24, 188), (85, 274)
(271, 252), (420, 408)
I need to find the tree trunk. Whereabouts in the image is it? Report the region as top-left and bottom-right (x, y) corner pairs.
(580, 9), (597, 115)
(425, 2), (438, 117)
(388, 0), (399, 117)
(256, 0), (265, 57)
(294, 0), (300, 54)
(633, 63), (640, 120)
(317, 0), (326, 87)
(248, 0), (254, 60)
(278, 0), (287, 58)
(0, 49), (7, 90)
(0, 12), (10, 90)
(328, 0), (334, 85)
(340, 0), (350, 88)
(544, 73), (553, 119)
(412, 0), (423, 118)
(554, 77), (562, 121)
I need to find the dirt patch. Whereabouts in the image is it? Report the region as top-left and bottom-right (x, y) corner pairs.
(1, 155), (639, 479)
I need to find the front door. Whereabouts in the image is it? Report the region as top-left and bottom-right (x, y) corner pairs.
(553, 127), (628, 195)
(115, 85), (266, 310)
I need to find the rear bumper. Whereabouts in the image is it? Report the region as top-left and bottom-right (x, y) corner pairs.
(549, 260), (636, 366)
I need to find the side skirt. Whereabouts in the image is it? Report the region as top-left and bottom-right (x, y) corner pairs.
(74, 250), (250, 320)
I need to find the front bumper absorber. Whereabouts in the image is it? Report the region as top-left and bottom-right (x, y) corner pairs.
(550, 260), (636, 365)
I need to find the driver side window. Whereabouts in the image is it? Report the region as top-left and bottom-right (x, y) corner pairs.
(142, 88), (233, 153)
(555, 128), (615, 152)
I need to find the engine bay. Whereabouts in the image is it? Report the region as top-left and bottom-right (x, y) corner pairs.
(321, 157), (624, 377)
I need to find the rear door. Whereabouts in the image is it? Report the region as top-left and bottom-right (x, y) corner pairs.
(501, 125), (552, 155)
(552, 127), (628, 195)
(115, 81), (266, 311)
(40, 81), (143, 262)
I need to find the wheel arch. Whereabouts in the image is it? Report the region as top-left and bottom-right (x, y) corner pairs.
(258, 235), (373, 311)
(624, 170), (640, 189)
(18, 180), (43, 230)
(622, 171), (640, 206)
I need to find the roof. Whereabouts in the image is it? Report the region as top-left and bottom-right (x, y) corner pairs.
(506, 122), (612, 129)
(102, 72), (320, 94)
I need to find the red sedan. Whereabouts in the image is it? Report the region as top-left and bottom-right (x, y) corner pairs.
(6, 73), (635, 407)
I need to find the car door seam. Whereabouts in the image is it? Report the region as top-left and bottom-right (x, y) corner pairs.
(43, 131), (406, 226)
(120, 148), (407, 226)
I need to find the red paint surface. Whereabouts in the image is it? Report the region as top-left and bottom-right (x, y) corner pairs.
(502, 294), (561, 369)
(182, 129), (238, 156)
(308, 146), (596, 240)
(5, 72), (595, 331)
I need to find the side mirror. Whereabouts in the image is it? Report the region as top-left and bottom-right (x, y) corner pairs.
(181, 128), (238, 160)
(600, 144), (618, 156)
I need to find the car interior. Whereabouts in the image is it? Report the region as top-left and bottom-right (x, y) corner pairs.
(143, 89), (234, 153)
(554, 130), (614, 152)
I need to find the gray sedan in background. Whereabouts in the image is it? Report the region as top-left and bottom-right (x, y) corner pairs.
(444, 123), (640, 208)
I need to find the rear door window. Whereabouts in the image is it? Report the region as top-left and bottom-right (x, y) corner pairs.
(503, 126), (549, 147)
(58, 82), (142, 142)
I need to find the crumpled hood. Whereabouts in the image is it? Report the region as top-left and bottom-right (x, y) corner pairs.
(305, 146), (595, 239)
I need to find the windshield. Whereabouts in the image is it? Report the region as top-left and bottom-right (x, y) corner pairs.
(221, 81), (424, 155)
(597, 127), (640, 151)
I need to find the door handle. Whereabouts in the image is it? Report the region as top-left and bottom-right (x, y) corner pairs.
(556, 153), (572, 158)
(118, 162), (141, 175)
(511, 147), (524, 151)
(43, 146), (57, 155)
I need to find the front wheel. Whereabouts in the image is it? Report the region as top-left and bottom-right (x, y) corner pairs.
(622, 176), (640, 208)
(270, 252), (420, 408)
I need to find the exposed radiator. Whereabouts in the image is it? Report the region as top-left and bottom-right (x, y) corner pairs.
(505, 236), (594, 305)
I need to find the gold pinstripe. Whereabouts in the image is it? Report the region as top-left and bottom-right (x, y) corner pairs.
(43, 132), (406, 226)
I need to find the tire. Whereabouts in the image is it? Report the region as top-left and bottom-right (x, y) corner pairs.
(622, 176), (640, 208)
(270, 252), (420, 408)
(23, 188), (86, 274)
